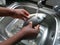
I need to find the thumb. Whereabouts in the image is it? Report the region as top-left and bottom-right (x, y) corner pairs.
(35, 25), (40, 31)
(28, 22), (32, 27)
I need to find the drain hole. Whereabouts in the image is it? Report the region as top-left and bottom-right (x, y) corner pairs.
(50, 32), (55, 40)
(51, 33), (54, 38)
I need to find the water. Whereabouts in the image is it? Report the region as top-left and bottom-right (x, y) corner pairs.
(36, 1), (39, 16)
(36, 0), (43, 17)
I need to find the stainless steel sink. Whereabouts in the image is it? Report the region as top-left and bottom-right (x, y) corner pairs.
(0, 2), (60, 45)
(5, 2), (57, 45)
(0, 2), (39, 44)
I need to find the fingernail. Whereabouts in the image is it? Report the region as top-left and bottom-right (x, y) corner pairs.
(29, 21), (32, 24)
(27, 16), (30, 18)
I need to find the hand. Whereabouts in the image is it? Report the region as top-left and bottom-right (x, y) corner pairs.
(12, 9), (30, 20)
(21, 22), (40, 39)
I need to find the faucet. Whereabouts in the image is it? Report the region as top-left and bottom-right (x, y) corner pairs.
(36, 0), (45, 15)
(54, 5), (60, 12)
(37, 0), (45, 8)
(53, 5), (60, 16)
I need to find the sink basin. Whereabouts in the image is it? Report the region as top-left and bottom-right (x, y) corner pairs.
(0, 17), (4, 21)
(0, 2), (60, 45)
(5, 2), (58, 45)
(0, 34), (7, 42)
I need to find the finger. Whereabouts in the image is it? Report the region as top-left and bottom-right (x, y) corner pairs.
(35, 25), (40, 30)
(22, 9), (30, 16)
(21, 17), (25, 20)
(28, 22), (32, 27)
(22, 17), (27, 21)
(22, 15), (28, 19)
(20, 12), (28, 19)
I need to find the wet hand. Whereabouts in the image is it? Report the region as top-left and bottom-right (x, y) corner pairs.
(21, 22), (40, 39)
(12, 9), (30, 20)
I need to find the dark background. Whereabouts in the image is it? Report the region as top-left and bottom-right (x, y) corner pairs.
(6, 0), (29, 5)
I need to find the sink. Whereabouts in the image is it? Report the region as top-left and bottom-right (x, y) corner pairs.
(5, 2), (57, 45)
(0, 2), (60, 45)
(0, 34), (7, 42)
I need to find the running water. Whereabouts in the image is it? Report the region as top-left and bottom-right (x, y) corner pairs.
(36, 0), (43, 16)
